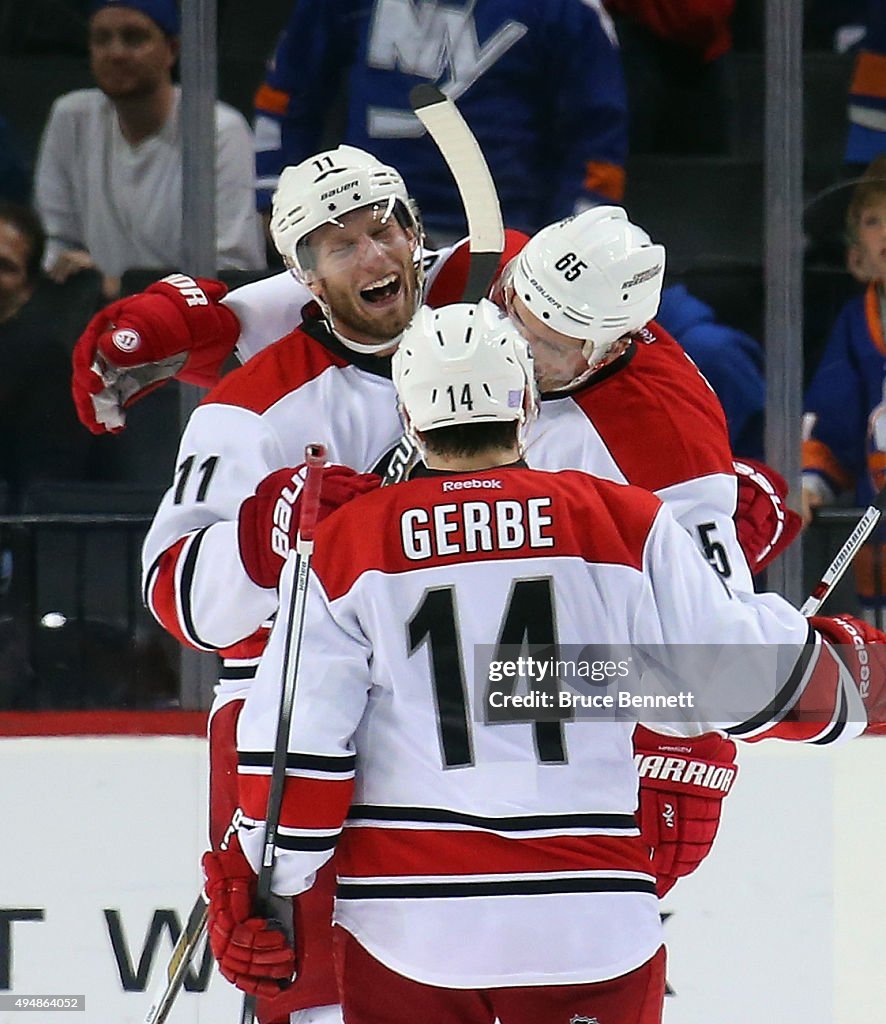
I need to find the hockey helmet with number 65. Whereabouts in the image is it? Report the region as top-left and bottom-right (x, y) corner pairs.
(504, 206), (665, 362)
(392, 300), (538, 446)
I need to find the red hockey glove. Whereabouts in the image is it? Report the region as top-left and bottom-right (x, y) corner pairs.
(810, 614), (886, 735)
(733, 458), (802, 574)
(238, 463), (381, 588)
(71, 274), (240, 434)
(202, 835), (296, 998)
(634, 725), (738, 897)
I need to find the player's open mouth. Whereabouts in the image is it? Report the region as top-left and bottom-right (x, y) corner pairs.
(360, 273), (401, 304)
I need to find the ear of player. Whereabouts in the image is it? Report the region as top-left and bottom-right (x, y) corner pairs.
(71, 275), (239, 433)
(237, 463), (381, 589)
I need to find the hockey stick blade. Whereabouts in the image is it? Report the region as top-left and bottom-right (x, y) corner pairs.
(143, 894), (208, 1024)
(410, 83), (504, 301)
(800, 483), (886, 617)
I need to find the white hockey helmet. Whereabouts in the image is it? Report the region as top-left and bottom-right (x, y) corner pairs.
(270, 144), (422, 278)
(506, 206), (666, 359)
(392, 299), (538, 449)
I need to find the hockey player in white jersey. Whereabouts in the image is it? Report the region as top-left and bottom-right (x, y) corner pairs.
(83, 149), (791, 1019)
(204, 300), (884, 1023)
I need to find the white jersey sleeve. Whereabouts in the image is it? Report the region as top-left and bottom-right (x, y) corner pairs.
(142, 403), (283, 651)
(224, 271), (314, 363)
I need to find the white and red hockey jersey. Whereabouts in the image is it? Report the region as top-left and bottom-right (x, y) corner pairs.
(236, 466), (863, 989)
(142, 270), (749, 701)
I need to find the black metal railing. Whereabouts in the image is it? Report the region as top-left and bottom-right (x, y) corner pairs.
(0, 513), (182, 711)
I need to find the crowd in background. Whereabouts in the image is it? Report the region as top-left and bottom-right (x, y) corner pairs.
(0, 0), (884, 706)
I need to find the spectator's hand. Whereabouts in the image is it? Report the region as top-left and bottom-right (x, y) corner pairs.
(48, 248), (96, 284)
(802, 485), (825, 528)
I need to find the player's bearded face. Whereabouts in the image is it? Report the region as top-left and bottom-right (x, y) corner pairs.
(504, 293), (590, 392)
(306, 206), (420, 350)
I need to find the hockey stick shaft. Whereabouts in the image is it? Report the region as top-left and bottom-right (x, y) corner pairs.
(142, 894), (207, 1024)
(409, 83), (504, 302)
(242, 443), (327, 1024)
(378, 86), (507, 488)
(800, 484), (886, 616)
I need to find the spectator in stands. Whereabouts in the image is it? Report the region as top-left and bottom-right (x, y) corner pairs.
(605, 0), (735, 155)
(252, 0), (628, 245)
(803, 155), (886, 618)
(844, 0), (886, 170)
(0, 202), (89, 511)
(657, 283), (765, 460)
(34, 0), (265, 301)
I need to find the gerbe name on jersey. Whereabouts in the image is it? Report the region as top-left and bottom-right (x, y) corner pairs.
(401, 495), (554, 560)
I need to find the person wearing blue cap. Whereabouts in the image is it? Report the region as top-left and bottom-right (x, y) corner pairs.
(33, 0), (264, 301)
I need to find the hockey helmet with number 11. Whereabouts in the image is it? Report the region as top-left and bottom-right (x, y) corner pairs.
(503, 205), (666, 371)
(270, 145), (422, 278)
(392, 300), (538, 453)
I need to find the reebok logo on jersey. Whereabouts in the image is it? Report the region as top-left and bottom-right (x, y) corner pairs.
(112, 328), (141, 353)
(570, 1016), (599, 1024)
(441, 478), (502, 491)
(634, 753), (735, 794)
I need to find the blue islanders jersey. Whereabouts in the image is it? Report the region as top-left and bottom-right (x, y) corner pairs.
(253, 0), (628, 239)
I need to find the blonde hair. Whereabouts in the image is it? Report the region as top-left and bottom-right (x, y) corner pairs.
(846, 154), (886, 246)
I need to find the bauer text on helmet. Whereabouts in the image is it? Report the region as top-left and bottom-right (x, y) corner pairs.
(392, 300), (538, 443)
(269, 145), (421, 277)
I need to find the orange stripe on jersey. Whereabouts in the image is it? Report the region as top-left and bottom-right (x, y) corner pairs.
(335, 826), (651, 879)
(254, 82), (291, 116)
(864, 282), (886, 357)
(240, 773), (354, 830)
(583, 160), (626, 202)
(801, 439), (854, 493)
(568, 322), (734, 493)
(425, 229), (529, 306)
(851, 51), (886, 101)
(201, 322), (348, 415)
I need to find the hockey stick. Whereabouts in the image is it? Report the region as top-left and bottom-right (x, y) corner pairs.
(241, 443), (327, 1024)
(409, 82), (505, 303)
(800, 484), (886, 616)
(379, 86), (507, 487)
(142, 893), (207, 1024)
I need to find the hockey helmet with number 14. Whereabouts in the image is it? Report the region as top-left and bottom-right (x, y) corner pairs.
(392, 300), (538, 452)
